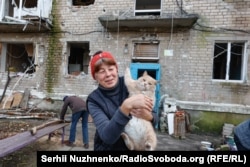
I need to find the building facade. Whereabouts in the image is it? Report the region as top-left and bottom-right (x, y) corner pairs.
(0, 0), (250, 133)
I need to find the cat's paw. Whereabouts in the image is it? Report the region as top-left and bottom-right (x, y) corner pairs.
(145, 142), (155, 151)
(121, 132), (128, 140)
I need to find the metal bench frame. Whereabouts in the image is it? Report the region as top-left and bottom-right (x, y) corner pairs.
(0, 122), (69, 158)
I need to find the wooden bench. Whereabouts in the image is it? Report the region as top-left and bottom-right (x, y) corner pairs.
(0, 122), (69, 158)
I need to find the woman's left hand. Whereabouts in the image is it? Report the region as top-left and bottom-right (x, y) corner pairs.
(130, 108), (153, 121)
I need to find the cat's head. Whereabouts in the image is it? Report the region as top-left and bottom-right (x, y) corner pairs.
(136, 71), (157, 91)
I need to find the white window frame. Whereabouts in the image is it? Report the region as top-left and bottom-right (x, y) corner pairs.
(212, 40), (248, 83)
(12, 0), (52, 19)
(134, 0), (162, 16)
(0, 0), (5, 21)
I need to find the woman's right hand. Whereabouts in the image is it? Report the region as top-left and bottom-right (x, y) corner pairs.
(120, 94), (153, 116)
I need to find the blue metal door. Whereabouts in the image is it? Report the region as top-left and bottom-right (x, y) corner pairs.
(129, 63), (161, 128)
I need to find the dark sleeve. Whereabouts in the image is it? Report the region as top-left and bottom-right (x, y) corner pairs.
(151, 109), (159, 128)
(87, 97), (131, 145)
(60, 101), (69, 120)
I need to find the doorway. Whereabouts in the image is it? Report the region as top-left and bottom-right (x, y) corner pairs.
(130, 63), (161, 128)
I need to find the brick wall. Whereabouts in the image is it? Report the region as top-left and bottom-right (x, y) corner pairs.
(1, 0), (250, 115)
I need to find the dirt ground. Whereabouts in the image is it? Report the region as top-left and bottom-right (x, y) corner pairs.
(0, 119), (65, 167)
(0, 120), (41, 140)
(0, 112), (225, 167)
(0, 110), (95, 167)
(0, 108), (64, 167)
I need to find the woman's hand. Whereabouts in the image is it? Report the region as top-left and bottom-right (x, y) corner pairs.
(130, 108), (153, 121)
(120, 94), (153, 116)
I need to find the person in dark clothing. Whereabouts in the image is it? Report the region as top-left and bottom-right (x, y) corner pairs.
(60, 96), (89, 149)
(86, 51), (158, 151)
(234, 119), (250, 151)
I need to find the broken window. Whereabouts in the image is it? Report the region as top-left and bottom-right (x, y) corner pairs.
(132, 41), (159, 62)
(135, 0), (161, 16)
(12, 0), (39, 19)
(67, 42), (90, 75)
(0, 0), (13, 18)
(13, 0), (37, 8)
(213, 41), (247, 82)
(8, 0), (52, 20)
(0, 43), (36, 74)
(72, 0), (95, 6)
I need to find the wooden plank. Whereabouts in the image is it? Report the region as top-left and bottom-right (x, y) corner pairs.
(11, 92), (23, 108)
(30, 119), (64, 135)
(0, 95), (14, 109)
(0, 123), (69, 158)
(19, 88), (30, 110)
(0, 96), (7, 109)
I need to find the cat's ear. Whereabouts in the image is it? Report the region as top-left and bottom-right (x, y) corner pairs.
(143, 71), (148, 76)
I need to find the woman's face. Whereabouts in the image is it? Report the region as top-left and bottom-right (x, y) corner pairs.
(95, 64), (118, 88)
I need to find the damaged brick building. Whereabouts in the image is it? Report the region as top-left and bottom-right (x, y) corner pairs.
(0, 0), (250, 134)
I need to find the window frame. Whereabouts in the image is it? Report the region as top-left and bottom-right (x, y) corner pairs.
(66, 42), (90, 75)
(212, 40), (248, 83)
(134, 0), (162, 16)
(0, 42), (37, 73)
(132, 41), (160, 61)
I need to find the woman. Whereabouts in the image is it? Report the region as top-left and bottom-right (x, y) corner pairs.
(234, 119), (250, 151)
(86, 51), (158, 151)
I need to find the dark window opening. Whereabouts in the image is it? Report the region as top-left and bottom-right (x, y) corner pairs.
(14, 0), (38, 8)
(135, 12), (160, 16)
(7, 43), (35, 74)
(137, 69), (156, 79)
(72, 0), (95, 6)
(135, 0), (161, 16)
(68, 43), (90, 75)
(213, 42), (244, 81)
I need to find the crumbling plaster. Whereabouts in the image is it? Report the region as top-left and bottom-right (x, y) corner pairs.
(0, 1), (250, 132)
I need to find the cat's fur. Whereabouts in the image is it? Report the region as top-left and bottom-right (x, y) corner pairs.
(121, 67), (157, 151)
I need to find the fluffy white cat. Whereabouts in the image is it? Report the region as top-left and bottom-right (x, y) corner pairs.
(121, 67), (157, 151)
